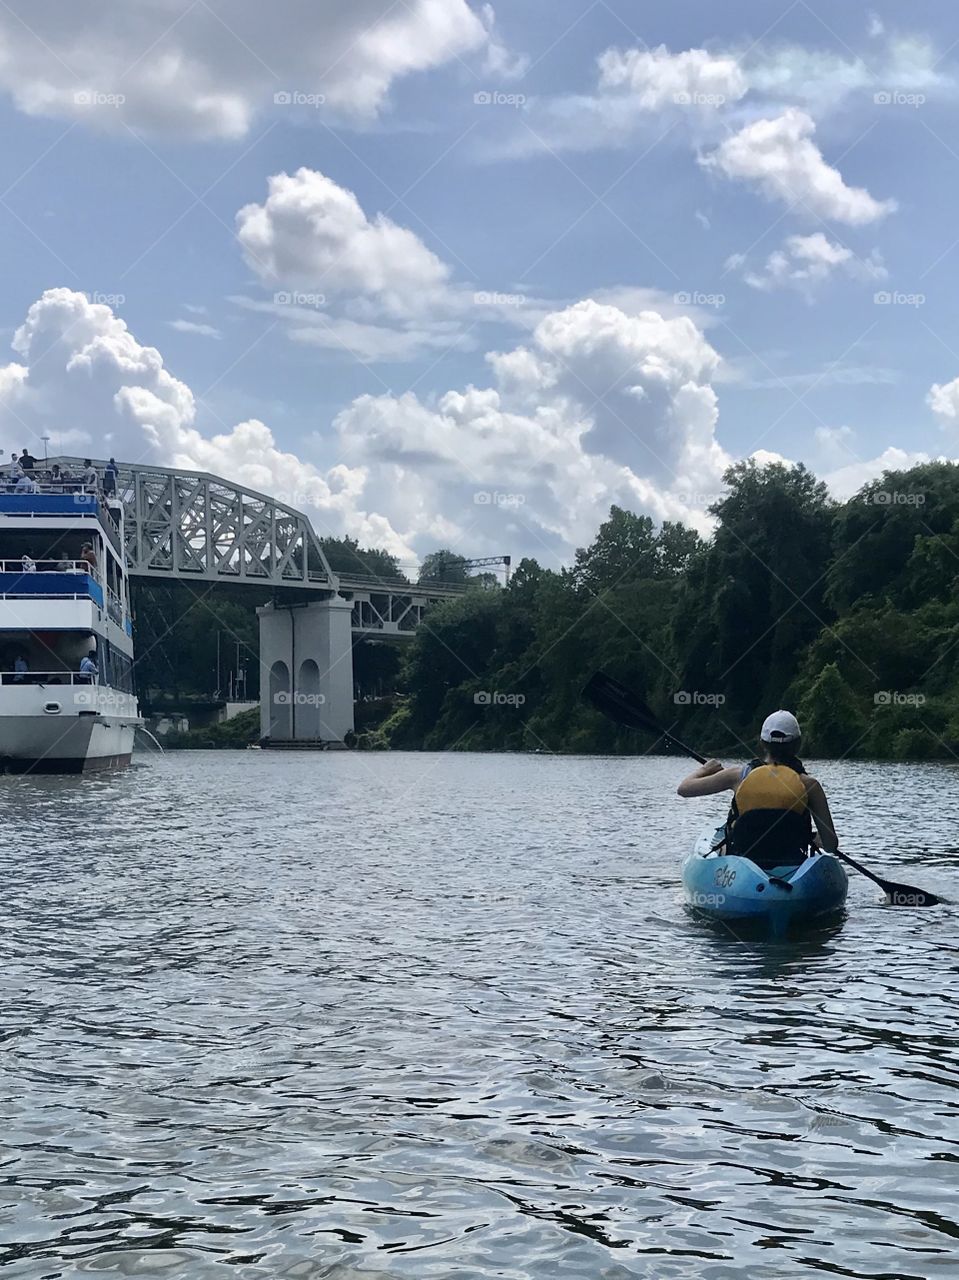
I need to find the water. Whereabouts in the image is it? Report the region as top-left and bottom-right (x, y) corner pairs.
(1, 752), (957, 1279)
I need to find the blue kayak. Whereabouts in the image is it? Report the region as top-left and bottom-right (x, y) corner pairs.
(682, 826), (848, 926)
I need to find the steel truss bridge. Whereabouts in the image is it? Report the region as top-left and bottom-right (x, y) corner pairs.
(50, 458), (469, 637)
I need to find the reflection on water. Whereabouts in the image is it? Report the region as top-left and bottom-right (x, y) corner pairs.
(0, 751), (956, 1278)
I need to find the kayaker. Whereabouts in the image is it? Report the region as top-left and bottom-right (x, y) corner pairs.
(676, 710), (838, 865)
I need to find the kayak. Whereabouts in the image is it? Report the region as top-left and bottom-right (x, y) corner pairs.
(682, 826), (848, 926)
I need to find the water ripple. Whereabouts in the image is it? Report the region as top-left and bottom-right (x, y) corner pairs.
(0, 752), (956, 1278)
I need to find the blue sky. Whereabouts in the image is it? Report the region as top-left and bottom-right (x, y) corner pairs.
(0, 0), (956, 567)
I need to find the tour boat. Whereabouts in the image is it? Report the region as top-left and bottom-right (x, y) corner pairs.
(0, 478), (140, 771)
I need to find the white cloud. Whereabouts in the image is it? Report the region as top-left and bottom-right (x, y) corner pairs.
(597, 44), (747, 109)
(494, 31), (953, 159)
(236, 167), (451, 313)
(702, 109), (897, 225)
(927, 376), (959, 422)
(0, 0), (497, 139)
(0, 288), (736, 564)
(234, 167), (554, 362)
(167, 319), (222, 339)
(824, 446), (935, 499)
(733, 232), (887, 296)
(0, 287), (414, 557)
(335, 298), (733, 556)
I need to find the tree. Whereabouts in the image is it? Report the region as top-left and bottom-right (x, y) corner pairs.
(418, 550), (469, 583)
(797, 663), (867, 756)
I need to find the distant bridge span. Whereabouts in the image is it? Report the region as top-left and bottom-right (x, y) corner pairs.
(49, 458), (478, 746)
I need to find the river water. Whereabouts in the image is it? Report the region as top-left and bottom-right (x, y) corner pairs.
(1, 751), (957, 1279)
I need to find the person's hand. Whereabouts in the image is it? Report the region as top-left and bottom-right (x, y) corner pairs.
(700, 759), (724, 776)
(811, 832), (823, 852)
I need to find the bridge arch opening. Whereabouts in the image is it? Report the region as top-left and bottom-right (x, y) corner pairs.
(297, 659), (322, 740)
(269, 660), (292, 739)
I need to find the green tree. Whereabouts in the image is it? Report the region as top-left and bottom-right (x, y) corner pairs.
(797, 663), (867, 756)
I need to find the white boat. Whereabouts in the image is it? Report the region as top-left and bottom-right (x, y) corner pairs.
(0, 477), (140, 772)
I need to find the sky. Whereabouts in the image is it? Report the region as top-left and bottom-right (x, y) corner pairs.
(0, 0), (957, 570)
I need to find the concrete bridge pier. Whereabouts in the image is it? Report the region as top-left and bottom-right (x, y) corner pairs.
(257, 597), (355, 746)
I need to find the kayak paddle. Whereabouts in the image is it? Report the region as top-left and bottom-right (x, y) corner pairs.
(582, 672), (707, 763)
(582, 670), (941, 908)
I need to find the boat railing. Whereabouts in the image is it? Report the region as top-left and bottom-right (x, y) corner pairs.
(0, 558), (95, 576)
(0, 480), (102, 496)
(0, 671), (98, 686)
(106, 585), (123, 624)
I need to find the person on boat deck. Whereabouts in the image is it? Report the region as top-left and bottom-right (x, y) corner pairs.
(676, 710), (838, 867)
(82, 459), (98, 491)
(102, 458), (118, 496)
(13, 654), (28, 683)
(15, 472), (38, 493)
(80, 542), (97, 574)
(19, 448), (36, 473)
(20, 554), (36, 572)
(78, 652), (98, 684)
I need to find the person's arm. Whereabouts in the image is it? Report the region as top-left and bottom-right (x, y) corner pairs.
(677, 761), (742, 797)
(805, 778), (838, 852)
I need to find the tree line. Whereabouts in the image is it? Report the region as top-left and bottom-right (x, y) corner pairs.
(132, 460), (959, 760)
(379, 460), (959, 760)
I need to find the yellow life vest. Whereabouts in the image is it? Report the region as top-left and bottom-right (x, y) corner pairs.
(735, 764), (808, 815)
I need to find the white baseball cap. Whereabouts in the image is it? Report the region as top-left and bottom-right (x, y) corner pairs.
(760, 709), (801, 742)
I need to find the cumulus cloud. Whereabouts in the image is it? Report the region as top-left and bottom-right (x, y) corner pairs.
(731, 232), (887, 296)
(0, 0), (499, 139)
(927, 376), (959, 423)
(494, 31), (952, 159)
(236, 167), (450, 315)
(0, 288), (736, 564)
(0, 288), (414, 556)
(234, 167), (553, 361)
(597, 45), (747, 109)
(702, 109), (896, 224)
(824, 446), (935, 499)
(335, 298), (733, 558)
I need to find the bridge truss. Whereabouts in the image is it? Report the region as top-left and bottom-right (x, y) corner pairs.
(49, 458), (467, 634)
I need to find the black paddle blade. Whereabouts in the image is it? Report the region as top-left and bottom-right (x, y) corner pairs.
(836, 850), (941, 907)
(581, 672), (659, 733)
(880, 881), (941, 908)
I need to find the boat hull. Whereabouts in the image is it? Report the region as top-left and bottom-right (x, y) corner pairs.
(682, 826), (848, 925)
(0, 703), (137, 774)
